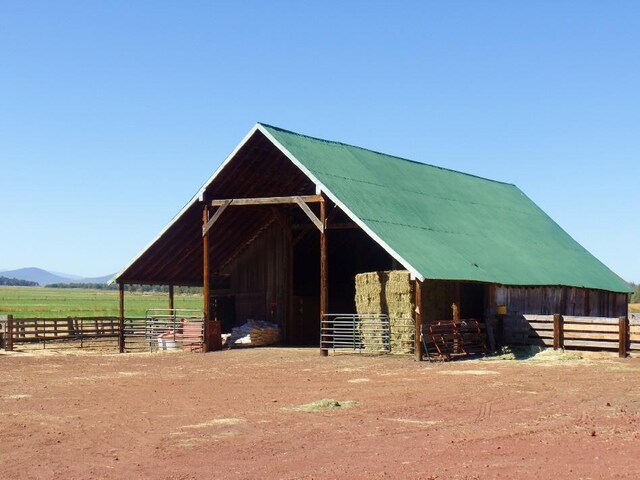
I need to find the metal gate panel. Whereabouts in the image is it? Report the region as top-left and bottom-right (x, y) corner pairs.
(123, 309), (204, 352)
(321, 314), (415, 354)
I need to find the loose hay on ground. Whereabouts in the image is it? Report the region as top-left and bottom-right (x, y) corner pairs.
(285, 399), (358, 412)
(483, 346), (583, 363)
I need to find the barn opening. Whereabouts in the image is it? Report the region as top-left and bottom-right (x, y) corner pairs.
(209, 197), (398, 347)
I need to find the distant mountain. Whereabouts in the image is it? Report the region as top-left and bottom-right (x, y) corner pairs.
(0, 268), (115, 286)
(79, 274), (115, 284)
(0, 267), (72, 286)
(50, 270), (84, 280)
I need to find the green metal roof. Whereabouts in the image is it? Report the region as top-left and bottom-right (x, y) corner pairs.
(260, 124), (630, 293)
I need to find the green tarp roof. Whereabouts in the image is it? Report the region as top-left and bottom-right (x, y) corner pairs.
(260, 124), (630, 293)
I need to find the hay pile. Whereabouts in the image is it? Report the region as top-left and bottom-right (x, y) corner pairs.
(230, 320), (280, 347)
(355, 271), (414, 354)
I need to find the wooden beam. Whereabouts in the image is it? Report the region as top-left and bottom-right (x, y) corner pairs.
(292, 222), (358, 231)
(292, 228), (309, 247)
(320, 197), (328, 356)
(202, 200), (231, 237)
(203, 206), (211, 352)
(415, 280), (423, 362)
(118, 284), (125, 353)
(295, 196), (324, 232)
(210, 194), (323, 207)
(168, 285), (174, 311)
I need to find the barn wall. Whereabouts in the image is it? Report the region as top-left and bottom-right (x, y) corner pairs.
(420, 280), (488, 322)
(494, 285), (629, 344)
(422, 280), (458, 322)
(228, 222), (289, 328)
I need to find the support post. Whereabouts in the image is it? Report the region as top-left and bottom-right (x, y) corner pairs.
(118, 283), (125, 353)
(285, 214), (294, 345)
(619, 316), (629, 358)
(6, 315), (13, 352)
(203, 205), (211, 352)
(320, 197), (328, 356)
(168, 285), (174, 311)
(415, 280), (423, 362)
(553, 314), (564, 350)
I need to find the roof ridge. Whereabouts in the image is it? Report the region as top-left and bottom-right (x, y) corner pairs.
(258, 122), (516, 188)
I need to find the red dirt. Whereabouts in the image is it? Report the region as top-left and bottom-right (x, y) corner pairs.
(1, 348), (640, 479)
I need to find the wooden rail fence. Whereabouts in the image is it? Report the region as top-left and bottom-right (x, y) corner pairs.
(1, 315), (119, 350)
(525, 314), (636, 357)
(1, 313), (206, 353)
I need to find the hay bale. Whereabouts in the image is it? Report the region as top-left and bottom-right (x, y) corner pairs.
(354, 272), (382, 314)
(354, 270), (414, 354)
(354, 272), (386, 353)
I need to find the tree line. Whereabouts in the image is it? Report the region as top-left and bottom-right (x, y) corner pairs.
(46, 282), (202, 294)
(629, 282), (640, 304)
(0, 276), (38, 286)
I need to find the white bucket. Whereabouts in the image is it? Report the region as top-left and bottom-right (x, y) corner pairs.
(157, 333), (179, 350)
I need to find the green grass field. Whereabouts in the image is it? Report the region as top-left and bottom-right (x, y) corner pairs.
(0, 286), (203, 318)
(1, 286), (636, 319)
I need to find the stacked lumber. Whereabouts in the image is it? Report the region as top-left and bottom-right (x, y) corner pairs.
(230, 320), (280, 347)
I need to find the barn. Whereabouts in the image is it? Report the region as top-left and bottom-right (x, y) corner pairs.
(113, 123), (631, 358)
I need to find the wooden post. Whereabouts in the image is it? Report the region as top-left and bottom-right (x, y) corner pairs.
(619, 316), (629, 358)
(168, 284), (174, 313)
(415, 280), (423, 361)
(203, 205), (212, 352)
(6, 315), (13, 352)
(553, 314), (564, 350)
(320, 197), (328, 356)
(286, 215), (294, 345)
(118, 283), (125, 353)
(452, 303), (460, 323)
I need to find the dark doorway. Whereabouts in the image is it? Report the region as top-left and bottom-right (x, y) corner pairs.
(212, 295), (236, 334)
(460, 283), (486, 320)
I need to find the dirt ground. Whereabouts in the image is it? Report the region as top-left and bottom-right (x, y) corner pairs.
(1, 348), (640, 480)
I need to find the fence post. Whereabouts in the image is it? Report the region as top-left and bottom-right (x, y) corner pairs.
(553, 314), (564, 350)
(118, 283), (125, 353)
(619, 316), (629, 358)
(6, 315), (13, 351)
(414, 280), (423, 361)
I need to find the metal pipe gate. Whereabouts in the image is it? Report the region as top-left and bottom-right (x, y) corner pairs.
(321, 314), (414, 354)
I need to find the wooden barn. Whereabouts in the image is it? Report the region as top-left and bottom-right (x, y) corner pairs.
(113, 123), (631, 358)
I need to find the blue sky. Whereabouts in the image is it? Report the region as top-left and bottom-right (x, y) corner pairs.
(1, 1), (638, 282)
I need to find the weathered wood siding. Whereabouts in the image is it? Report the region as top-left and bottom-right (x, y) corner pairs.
(494, 285), (627, 317)
(422, 280), (458, 322)
(494, 285), (629, 345)
(228, 222), (289, 327)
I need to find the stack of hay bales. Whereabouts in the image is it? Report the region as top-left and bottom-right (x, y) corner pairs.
(354, 272), (388, 353)
(230, 320), (280, 347)
(354, 271), (414, 354)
